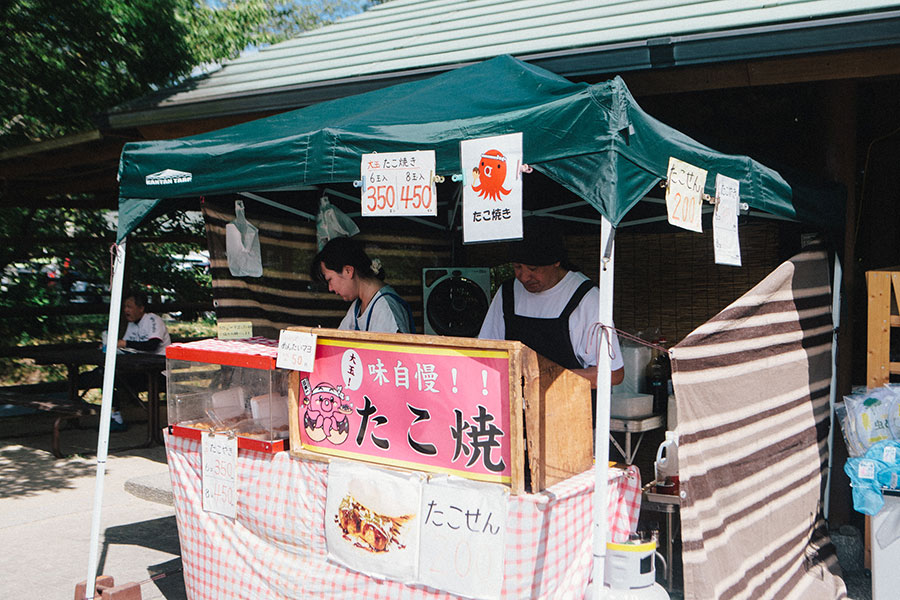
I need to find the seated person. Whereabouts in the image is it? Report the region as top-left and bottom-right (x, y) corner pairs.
(118, 290), (171, 354)
(310, 236), (415, 334)
(84, 290), (171, 430)
(478, 219), (624, 387)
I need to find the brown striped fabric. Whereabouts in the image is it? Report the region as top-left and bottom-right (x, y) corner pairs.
(671, 247), (847, 600)
(202, 197), (451, 339)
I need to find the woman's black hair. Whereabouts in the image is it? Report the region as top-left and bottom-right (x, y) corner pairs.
(310, 236), (385, 283)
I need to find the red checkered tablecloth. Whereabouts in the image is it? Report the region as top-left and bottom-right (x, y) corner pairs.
(165, 433), (640, 599)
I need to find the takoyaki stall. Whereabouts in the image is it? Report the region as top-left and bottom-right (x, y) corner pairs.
(92, 54), (847, 599)
(163, 331), (640, 598)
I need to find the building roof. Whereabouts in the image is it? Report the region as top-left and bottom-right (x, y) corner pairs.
(106, 0), (900, 128)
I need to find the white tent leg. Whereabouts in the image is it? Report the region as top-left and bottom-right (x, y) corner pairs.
(825, 252), (842, 521)
(592, 217), (615, 598)
(83, 241), (127, 600)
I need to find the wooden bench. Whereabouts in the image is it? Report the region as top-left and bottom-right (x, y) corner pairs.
(0, 382), (97, 458)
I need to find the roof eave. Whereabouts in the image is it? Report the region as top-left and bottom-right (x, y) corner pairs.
(104, 10), (900, 130)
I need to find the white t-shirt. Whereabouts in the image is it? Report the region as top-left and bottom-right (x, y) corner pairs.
(123, 312), (172, 355)
(339, 285), (413, 334)
(478, 271), (624, 370)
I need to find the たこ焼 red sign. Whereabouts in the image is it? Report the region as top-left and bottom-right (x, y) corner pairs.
(295, 337), (512, 484)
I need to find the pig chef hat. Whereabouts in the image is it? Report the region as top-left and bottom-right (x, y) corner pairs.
(506, 217), (567, 266)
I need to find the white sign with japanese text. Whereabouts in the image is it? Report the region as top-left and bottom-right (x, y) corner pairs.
(276, 329), (317, 372)
(460, 133), (523, 244)
(713, 173), (742, 266)
(360, 150), (437, 217)
(418, 476), (508, 599)
(201, 431), (237, 519)
(217, 320), (253, 340)
(665, 157), (707, 233)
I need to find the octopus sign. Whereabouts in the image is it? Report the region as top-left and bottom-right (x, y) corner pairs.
(460, 132), (523, 244)
(297, 338), (513, 484)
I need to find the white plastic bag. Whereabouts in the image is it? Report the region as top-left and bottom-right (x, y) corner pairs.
(844, 387), (896, 452)
(225, 200), (263, 277)
(316, 196), (359, 251)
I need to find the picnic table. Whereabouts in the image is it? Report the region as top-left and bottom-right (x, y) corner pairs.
(3, 342), (167, 454)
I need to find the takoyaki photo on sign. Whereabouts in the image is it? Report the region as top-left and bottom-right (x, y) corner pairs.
(461, 132), (523, 244)
(325, 460), (423, 583)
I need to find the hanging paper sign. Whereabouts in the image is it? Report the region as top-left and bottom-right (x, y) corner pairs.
(360, 150), (437, 217)
(418, 477), (508, 599)
(276, 329), (317, 372)
(217, 321), (253, 340)
(325, 460), (423, 583)
(665, 157), (707, 233)
(201, 431), (237, 519)
(460, 132), (523, 244)
(713, 174), (742, 266)
(296, 338), (512, 485)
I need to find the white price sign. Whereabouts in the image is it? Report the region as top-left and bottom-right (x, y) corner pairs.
(418, 477), (507, 600)
(276, 329), (317, 372)
(201, 431), (237, 519)
(713, 174), (742, 266)
(361, 150), (437, 216)
(665, 157), (707, 233)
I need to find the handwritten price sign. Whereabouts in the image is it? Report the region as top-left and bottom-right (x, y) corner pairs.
(361, 150), (437, 217)
(665, 157), (707, 233)
(276, 329), (317, 372)
(201, 431), (237, 518)
(418, 478), (507, 599)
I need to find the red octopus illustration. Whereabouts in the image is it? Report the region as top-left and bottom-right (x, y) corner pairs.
(303, 382), (353, 444)
(471, 149), (511, 201)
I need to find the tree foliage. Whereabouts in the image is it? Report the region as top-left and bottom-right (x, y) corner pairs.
(0, 0), (366, 149)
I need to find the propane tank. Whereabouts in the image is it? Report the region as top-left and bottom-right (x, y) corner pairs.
(585, 538), (670, 599)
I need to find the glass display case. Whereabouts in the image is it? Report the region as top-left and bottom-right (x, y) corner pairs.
(166, 337), (290, 452)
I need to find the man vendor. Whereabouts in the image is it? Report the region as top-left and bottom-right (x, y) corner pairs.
(478, 219), (624, 387)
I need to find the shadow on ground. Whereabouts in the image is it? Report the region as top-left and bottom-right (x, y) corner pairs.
(100, 516), (186, 599)
(0, 443), (95, 497)
(0, 412), (166, 498)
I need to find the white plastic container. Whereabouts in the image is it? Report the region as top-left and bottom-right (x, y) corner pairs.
(872, 493), (900, 599)
(619, 341), (652, 395)
(610, 392), (653, 418)
(654, 431), (679, 492)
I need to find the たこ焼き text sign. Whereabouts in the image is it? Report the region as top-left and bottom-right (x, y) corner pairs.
(360, 150), (437, 217)
(295, 337), (512, 484)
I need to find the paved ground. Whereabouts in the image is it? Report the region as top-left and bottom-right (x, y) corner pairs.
(0, 408), (872, 600)
(0, 411), (186, 600)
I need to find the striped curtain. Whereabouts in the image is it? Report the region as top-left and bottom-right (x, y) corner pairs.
(202, 198), (450, 339)
(671, 246), (846, 600)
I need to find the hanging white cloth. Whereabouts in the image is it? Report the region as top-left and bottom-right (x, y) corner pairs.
(225, 200), (263, 277)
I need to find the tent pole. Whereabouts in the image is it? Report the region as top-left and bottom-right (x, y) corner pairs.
(83, 241), (127, 600)
(592, 217), (615, 598)
(824, 251), (842, 521)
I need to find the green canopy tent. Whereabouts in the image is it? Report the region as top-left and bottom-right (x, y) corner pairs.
(85, 55), (844, 598)
(116, 55), (841, 241)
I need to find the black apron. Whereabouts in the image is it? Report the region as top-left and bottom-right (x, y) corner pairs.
(502, 278), (594, 369)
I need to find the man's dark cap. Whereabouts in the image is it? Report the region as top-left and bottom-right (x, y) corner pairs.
(507, 218), (567, 266)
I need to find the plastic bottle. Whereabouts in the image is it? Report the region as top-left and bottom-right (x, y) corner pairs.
(649, 337), (669, 415)
(655, 431), (680, 494)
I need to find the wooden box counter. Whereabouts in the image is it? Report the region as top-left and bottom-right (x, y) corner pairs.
(286, 327), (592, 493)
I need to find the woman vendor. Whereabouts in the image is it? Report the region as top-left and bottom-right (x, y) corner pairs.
(478, 219), (624, 387)
(311, 236), (416, 334)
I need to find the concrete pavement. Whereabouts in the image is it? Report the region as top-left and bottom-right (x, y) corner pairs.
(0, 411), (185, 600)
